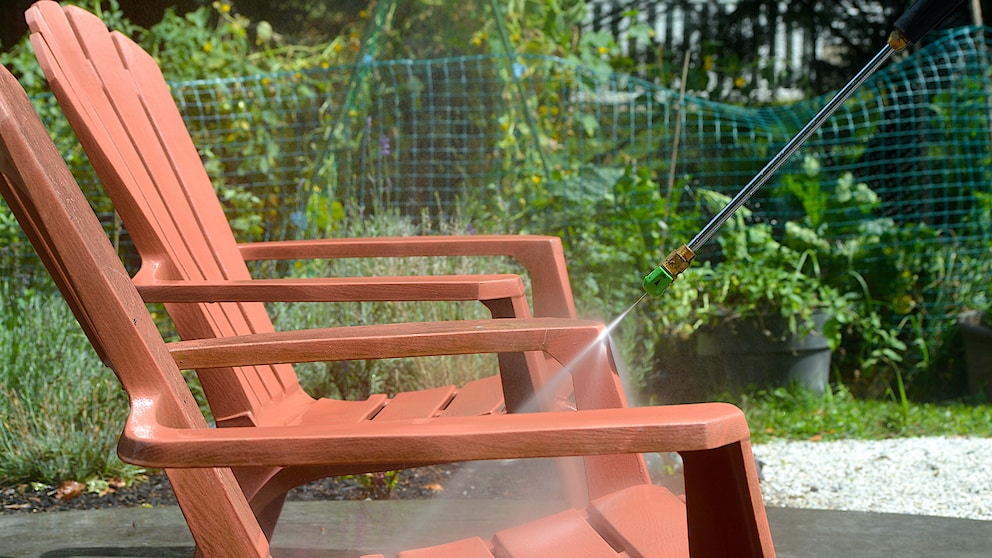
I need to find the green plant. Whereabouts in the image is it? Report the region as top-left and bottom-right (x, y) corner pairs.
(140, 2), (259, 81)
(656, 189), (854, 348)
(3, 0), (378, 246)
(0, 282), (140, 485)
(488, 157), (704, 390)
(737, 384), (992, 443)
(0, 205), (28, 284)
(266, 209), (518, 400)
(138, 2), (366, 81)
(770, 155), (941, 396)
(774, 156), (886, 286)
(954, 191), (992, 326)
(343, 470), (401, 500)
(1, 1), (140, 95)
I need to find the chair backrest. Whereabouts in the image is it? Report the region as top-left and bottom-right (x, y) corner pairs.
(26, 1), (304, 425)
(0, 63), (204, 432)
(0, 63), (276, 555)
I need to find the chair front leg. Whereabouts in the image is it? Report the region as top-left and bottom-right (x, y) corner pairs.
(682, 440), (776, 558)
(167, 467), (272, 558)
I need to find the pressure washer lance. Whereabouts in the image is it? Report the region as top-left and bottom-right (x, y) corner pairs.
(642, 0), (967, 298)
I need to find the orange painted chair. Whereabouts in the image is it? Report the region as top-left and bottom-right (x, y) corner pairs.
(13, 2), (776, 555)
(25, 0), (570, 431)
(1, 59), (774, 557)
(25, 0), (602, 534)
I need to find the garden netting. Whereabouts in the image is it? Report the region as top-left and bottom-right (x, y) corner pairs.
(2, 25), (990, 339)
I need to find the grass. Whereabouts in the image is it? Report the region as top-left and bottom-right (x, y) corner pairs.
(737, 385), (992, 444)
(265, 215), (523, 400)
(268, 270), (507, 400)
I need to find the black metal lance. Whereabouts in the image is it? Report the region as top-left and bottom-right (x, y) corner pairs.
(642, 0), (968, 298)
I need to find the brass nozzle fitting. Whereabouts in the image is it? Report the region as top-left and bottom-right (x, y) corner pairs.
(643, 244), (696, 297)
(662, 244), (695, 277)
(887, 29), (911, 52)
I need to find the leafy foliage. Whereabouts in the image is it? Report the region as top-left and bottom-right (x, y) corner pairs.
(770, 156), (953, 396)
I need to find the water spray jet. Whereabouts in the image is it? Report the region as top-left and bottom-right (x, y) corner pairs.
(518, 293), (648, 414)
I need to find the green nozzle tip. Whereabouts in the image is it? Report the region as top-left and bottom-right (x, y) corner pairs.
(643, 266), (675, 297)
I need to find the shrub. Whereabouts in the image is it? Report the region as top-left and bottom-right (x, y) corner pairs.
(0, 282), (138, 485)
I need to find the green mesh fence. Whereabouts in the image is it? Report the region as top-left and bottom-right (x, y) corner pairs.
(1, 26), (990, 338)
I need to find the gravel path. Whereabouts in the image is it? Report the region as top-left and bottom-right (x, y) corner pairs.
(5, 437), (990, 521)
(752, 436), (992, 520)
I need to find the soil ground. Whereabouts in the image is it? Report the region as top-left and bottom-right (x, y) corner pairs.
(0, 460), (571, 514)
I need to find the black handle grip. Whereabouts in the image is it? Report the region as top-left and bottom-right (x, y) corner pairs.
(894, 0), (968, 45)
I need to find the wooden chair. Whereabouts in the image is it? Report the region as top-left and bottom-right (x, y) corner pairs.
(26, 0), (600, 531)
(24, 0), (661, 535)
(25, 0), (570, 430)
(0, 60), (774, 556)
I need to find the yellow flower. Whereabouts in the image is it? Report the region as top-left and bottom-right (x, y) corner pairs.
(332, 42), (344, 54)
(530, 175), (541, 185)
(260, 77), (272, 86)
(359, 10), (369, 19)
(202, 41), (213, 53)
(598, 46), (609, 56)
(703, 55), (714, 71)
(471, 31), (488, 47)
(894, 294), (916, 314)
(734, 76), (747, 88)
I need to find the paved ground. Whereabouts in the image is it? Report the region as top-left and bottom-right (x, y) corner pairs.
(0, 500), (990, 557)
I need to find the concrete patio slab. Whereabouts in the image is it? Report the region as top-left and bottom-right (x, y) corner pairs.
(1, 500), (990, 557)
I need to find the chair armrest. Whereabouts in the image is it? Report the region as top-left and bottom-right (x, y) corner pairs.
(169, 315), (627, 413)
(236, 235), (576, 318)
(167, 317), (602, 370)
(119, 402), (752, 468)
(136, 274), (526, 305)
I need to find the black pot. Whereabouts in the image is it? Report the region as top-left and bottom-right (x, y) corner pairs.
(648, 312), (831, 403)
(958, 312), (992, 400)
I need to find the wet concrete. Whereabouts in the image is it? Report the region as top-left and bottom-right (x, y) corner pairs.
(0, 501), (989, 557)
